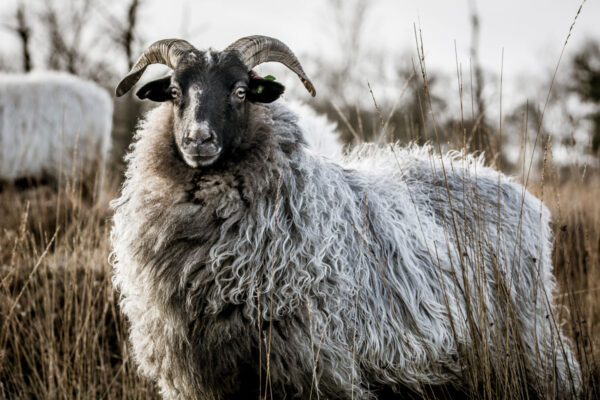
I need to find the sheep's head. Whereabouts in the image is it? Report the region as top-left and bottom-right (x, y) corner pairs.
(115, 36), (315, 168)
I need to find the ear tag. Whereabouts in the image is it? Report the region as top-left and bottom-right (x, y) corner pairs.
(252, 75), (275, 95)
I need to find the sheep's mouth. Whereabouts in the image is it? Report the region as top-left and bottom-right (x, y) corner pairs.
(181, 148), (222, 168)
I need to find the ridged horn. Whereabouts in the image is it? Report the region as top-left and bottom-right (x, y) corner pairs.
(115, 39), (196, 97)
(226, 35), (316, 97)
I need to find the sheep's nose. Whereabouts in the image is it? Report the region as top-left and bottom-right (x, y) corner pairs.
(184, 128), (215, 146)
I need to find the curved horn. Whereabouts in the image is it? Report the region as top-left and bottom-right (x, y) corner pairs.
(115, 39), (196, 97)
(226, 35), (316, 97)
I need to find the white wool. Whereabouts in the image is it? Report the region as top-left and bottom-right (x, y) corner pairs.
(286, 100), (343, 159)
(0, 72), (113, 180)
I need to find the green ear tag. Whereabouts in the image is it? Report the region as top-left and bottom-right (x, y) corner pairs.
(264, 75), (276, 81)
(257, 85), (264, 94)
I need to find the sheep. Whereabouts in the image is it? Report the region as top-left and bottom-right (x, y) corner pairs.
(0, 71), (112, 184)
(286, 100), (343, 159)
(110, 36), (581, 399)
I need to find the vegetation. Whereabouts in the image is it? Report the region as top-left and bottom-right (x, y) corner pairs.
(1, 119), (598, 399)
(0, 1), (599, 398)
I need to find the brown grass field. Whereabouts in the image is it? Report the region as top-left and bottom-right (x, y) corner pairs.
(0, 140), (598, 400)
(1, 0), (599, 397)
(1, 12), (599, 397)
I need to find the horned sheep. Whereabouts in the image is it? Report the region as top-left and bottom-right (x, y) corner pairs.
(110, 36), (580, 399)
(0, 71), (112, 183)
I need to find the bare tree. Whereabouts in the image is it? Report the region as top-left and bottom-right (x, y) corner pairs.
(94, 0), (149, 171)
(15, 3), (32, 71)
(41, 0), (93, 74)
(123, 0), (141, 69)
(468, 0), (492, 155)
(2, 1), (33, 72)
(570, 41), (600, 154)
(321, 0), (371, 104)
(98, 0), (144, 70)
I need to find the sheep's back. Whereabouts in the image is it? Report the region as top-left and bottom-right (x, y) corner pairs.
(326, 143), (559, 386)
(0, 72), (113, 180)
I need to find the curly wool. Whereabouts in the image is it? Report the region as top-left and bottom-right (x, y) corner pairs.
(111, 101), (580, 399)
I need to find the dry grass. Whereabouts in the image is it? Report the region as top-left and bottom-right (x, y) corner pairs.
(0, 176), (160, 399)
(0, 154), (598, 400)
(0, 160), (598, 400)
(1, 19), (599, 394)
(549, 180), (600, 397)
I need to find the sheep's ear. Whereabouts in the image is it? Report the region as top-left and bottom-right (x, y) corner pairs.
(136, 77), (173, 102)
(247, 78), (285, 103)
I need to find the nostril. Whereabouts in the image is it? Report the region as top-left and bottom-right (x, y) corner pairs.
(197, 130), (214, 144)
(184, 129), (215, 148)
(183, 136), (194, 146)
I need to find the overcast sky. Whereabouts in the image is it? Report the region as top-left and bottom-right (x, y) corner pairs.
(0, 0), (597, 162)
(135, 0), (598, 78)
(2, 0), (598, 78)
(0, 0), (598, 100)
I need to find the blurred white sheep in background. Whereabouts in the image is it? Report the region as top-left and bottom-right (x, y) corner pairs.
(287, 100), (343, 159)
(0, 72), (112, 187)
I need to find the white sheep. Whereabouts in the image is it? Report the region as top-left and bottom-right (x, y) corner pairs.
(287, 100), (343, 159)
(0, 71), (112, 184)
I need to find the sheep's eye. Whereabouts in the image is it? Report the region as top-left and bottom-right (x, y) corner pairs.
(169, 87), (180, 99)
(234, 87), (246, 100)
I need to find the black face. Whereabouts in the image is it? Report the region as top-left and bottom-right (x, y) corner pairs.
(136, 50), (285, 168)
